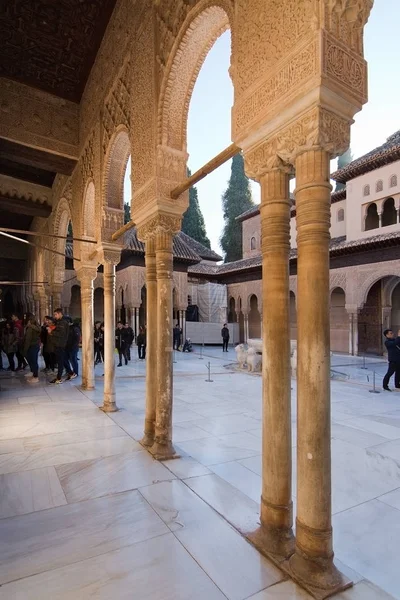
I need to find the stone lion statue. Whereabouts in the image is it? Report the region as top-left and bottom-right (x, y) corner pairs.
(235, 343), (248, 369)
(247, 347), (262, 373)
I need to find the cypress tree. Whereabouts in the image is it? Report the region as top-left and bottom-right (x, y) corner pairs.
(124, 202), (131, 225)
(220, 153), (254, 263)
(182, 170), (211, 248)
(335, 148), (353, 191)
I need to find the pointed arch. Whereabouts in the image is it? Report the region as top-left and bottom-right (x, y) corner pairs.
(103, 126), (131, 211)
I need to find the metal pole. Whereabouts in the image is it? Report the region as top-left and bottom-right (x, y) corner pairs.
(199, 324), (204, 360)
(369, 370), (380, 394)
(361, 354), (367, 370)
(205, 361), (213, 383)
(0, 227), (97, 244)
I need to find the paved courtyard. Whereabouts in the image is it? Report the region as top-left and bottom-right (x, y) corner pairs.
(0, 348), (398, 599)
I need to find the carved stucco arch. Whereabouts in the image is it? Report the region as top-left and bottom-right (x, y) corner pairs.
(383, 276), (400, 307)
(102, 125), (131, 211)
(158, 0), (234, 151)
(358, 268), (400, 308)
(51, 197), (72, 284)
(82, 180), (96, 239)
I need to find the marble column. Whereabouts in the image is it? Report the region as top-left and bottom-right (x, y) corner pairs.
(51, 284), (63, 311)
(100, 256), (119, 412)
(347, 309), (359, 356)
(249, 164), (294, 558)
(141, 236), (157, 447)
(244, 313), (249, 343)
(289, 149), (344, 590)
(182, 310), (186, 340)
(135, 308), (140, 338)
(39, 293), (48, 323)
(77, 266), (97, 390)
(150, 225), (178, 460)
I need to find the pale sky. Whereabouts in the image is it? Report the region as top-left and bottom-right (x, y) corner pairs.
(126, 1), (400, 253)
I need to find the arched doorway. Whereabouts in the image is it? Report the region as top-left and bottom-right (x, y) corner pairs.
(330, 288), (347, 353)
(391, 282), (400, 332)
(94, 287), (104, 322)
(382, 197), (397, 227)
(228, 297), (237, 323)
(289, 291), (297, 341)
(365, 203), (379, 231)
(248, 294), (261, 338)
(358, 280), (383, 355)
(70, 285), (81, 319)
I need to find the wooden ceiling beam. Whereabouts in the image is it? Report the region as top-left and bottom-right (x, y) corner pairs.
(0, 194), (51, 218)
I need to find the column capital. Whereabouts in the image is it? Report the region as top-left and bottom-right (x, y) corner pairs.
(136, 212), (181, 243)
(98, 244), (121, 266)
(76, 264), (98, 283)
(51, 283), (63, 295)
(244, 143), (293, 181)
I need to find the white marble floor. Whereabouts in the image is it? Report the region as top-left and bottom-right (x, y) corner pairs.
(0, 351), (398, 599)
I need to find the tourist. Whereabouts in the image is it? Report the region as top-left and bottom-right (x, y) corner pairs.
(2, 320), (18, 371)
(23, 314), (41, 383)
(49, 308), (69, 384)
(382, 329), (400, 391)
(42, 316), (56, 373)
(124, 323), (134, 360)
(137, 326), (146, 360)
(221, 323), (230, 352)
(94, 321), (103, 364)
(11, 313), (27, 370)
(182, 338), (193, 353)
(64, 317), (80, 380)
(115, 321), (129, 366)
(173, 323), (182, 350)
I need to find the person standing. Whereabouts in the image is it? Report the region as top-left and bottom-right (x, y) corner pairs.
(94, 321), (103, 364)
(115, 321), (129, 367)
(173, 323), (182, 351)
(64, 317), (80, 380)
(49, 308), (69, 384)
(23, 315), (41, 383)
(11, 314), (27, 370)
(2, 321), (18, 371)
(221, 323), (230, 352)
(137, 326), (146, 360)
(125, 323), (134, 360)
(382, 328), (400, 391)
(42, 316), (56, 373)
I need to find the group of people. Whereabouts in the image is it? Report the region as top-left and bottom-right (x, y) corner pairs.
(0, 309), (81, 384)
(93, 321), (147, 368)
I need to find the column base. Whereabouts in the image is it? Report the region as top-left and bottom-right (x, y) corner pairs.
(81, 384), (95, 391)
(285, 551), (352, 599)
(247, 524), (295, 562)
(140, 432), (155, 448)
(149, 440), (180, 461)
(100, 396), (119, 413)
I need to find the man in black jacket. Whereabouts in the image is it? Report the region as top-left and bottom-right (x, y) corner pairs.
(64, 318), (81, 380)
(115, 322), (130, 367)
(221, 324), (230, 352)
(382, 328), (400, 391)
(49, 308), (69, 384)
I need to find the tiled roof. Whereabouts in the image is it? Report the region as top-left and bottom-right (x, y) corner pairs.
(236, 194), (295, 223)
(178, 231), (222, 262)
(332, 130), (400, 183)
(188, 232), (400, 276)
(331, 189), (346, 203)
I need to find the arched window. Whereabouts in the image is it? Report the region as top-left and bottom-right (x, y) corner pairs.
(376, 180), (383, 193)
(382, 197), (397, 227)
(250, 236), (256, 250)
(337, 208), (345, 222)
(365, 203), (379, 231)
(390, 174), (398, 188)
(363, 184), (370, 197)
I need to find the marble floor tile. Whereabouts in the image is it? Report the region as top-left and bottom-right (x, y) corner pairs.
(17, 395), (53, 405)
(57, 450), (175, 503)
(193, 414), (261, 436)
(186, 401), (247, 418)
(334, 499), (400, 599)
(0, 489), (168, 586)
(210, 460), (262, 503)
(172, 421), (214, 442)
(336, 580), (397, 600)
(331, 422), (390, 448)
(246, 580), (312, 598)
(163, 455), (211, 479)
(336, 417), (400, 441)
(0, 438), (25, 455)
(238, 454), (262, 476)
(378, 486), (400, 510)
(140, 480), (283, 600)
(0, 436), (140, 475)
(108, 409), (145, 440)
(0, 532), (226, 600)
(22, 424), (128, 451)
(369, 438), (400, 462)
(0, 466), (66, 519)
(177, 436), (260, 466)
(185, 473), (261, 534)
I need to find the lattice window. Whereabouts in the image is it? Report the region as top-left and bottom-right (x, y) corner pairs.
(363, 184), (370, 196)
(337, 208), (345, 222)
(250, 236), (256, 250)
(390, 174), (398, 188)
(376, 179), (383, 193)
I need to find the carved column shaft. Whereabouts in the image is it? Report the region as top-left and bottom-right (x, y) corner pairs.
(141, 236), (157, 447)
(151, 228), (178, 459)
(289, 149), (343, 590)
(101, 258), (119, 413)
(77, 268), (97, 391)
(251, 165), (294, 557)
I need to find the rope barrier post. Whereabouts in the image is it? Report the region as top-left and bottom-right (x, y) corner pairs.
(205, 361), (213, 383)
(369, 371), (380, 394)
(361, 354), (367, 370)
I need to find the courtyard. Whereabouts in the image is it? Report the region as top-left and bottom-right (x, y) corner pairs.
(0, 349), (398, 599)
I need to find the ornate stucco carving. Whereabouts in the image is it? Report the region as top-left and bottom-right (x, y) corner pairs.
(101, 207), (125, 245)
(102, 57), (132, 157)
(0, 78), (78, 158)
(136, 213), (181, 242)
(0, 174), (52, 205)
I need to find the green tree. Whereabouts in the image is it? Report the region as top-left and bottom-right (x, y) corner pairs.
(220, 153), (254, 263)
(182, 169), (211, 248)
(124, 202), (131, 224)
(335, 148), (353, 191)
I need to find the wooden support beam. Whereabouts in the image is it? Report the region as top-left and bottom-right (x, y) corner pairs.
(111, 143), (240, 242)
(0, 227), (97, 245)
(0, 194), (52, 218)
(170, 143), (239, 199)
